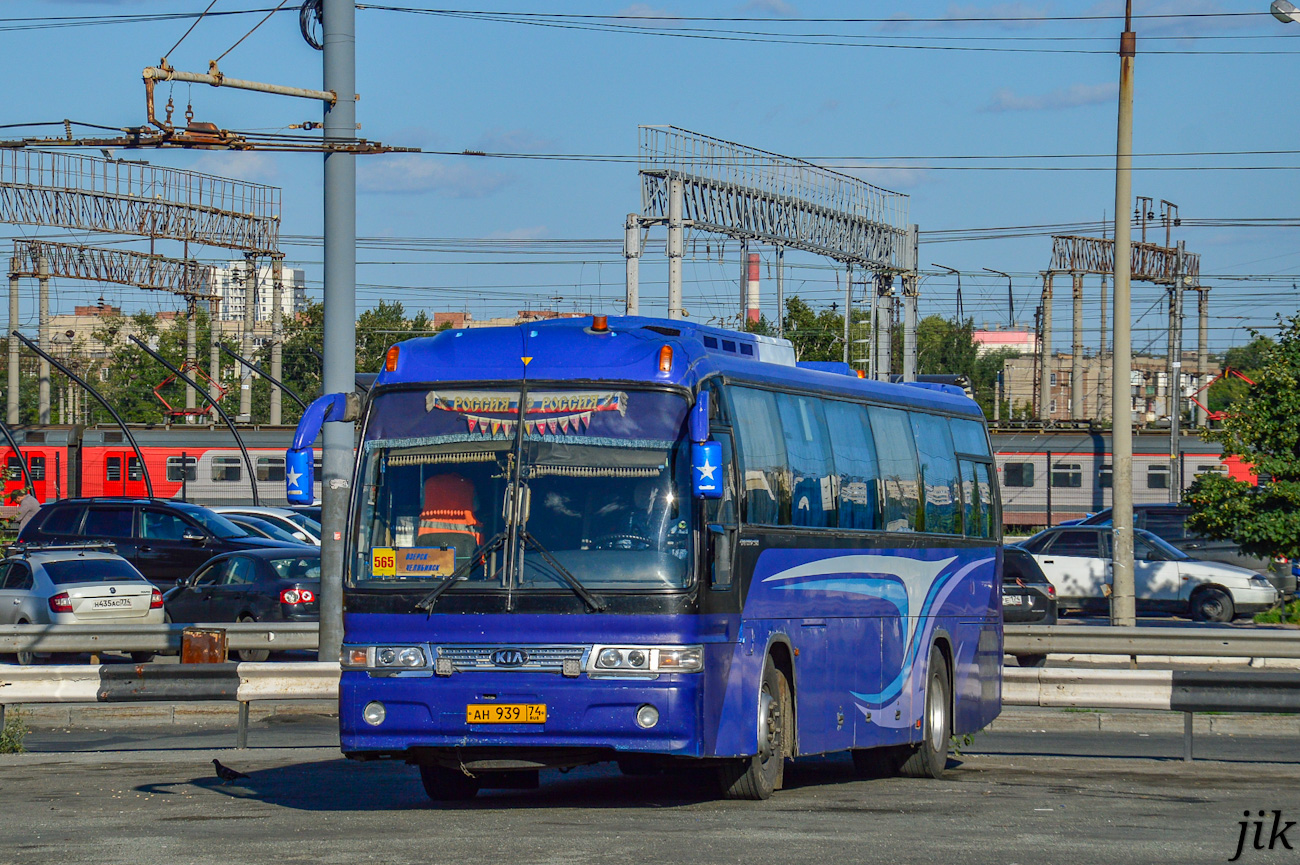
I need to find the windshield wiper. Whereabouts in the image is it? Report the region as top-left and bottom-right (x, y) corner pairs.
(415, 530), (508, 612)
(519, 530), (606, 612)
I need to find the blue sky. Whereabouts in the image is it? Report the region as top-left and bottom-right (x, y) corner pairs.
(4, 0), (1299, 353)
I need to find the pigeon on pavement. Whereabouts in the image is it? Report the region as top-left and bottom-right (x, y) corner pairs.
(212, 759), (250, 784)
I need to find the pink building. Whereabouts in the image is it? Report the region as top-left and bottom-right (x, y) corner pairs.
(973, 329), (1038, 357)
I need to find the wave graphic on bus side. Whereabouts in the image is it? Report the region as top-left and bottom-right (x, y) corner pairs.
(759, 552), (994, 723)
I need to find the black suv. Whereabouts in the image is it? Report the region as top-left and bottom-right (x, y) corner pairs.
(17, 498), (306, 588)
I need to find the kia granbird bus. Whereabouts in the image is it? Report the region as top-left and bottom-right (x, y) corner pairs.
(286, 315), (1003, 801)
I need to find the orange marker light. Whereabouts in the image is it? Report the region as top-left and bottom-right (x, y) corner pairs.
(658, 345), (673, 373)
(592, 315), (608, 332)
(385, 346), (400, 372)
(856, 369), (866, 379)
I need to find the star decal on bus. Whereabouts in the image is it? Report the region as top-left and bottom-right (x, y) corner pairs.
(695, 456), (717, 481)
(286, 466), (303, 490)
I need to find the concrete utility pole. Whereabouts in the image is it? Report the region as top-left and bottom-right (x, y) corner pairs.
(7, 259), (18, 424)
(1039, 272), (1053, 423)
(1111, 0), (1138, 627)
(902, 225), (919, 382)
(209, 297), (222, 424)
(842, 262), (854, 365)
(623, 214), (640, 316)
(37, 256), (50, 425)
(270, 256), (284, 426)
(319, 0), (358, 663)
(1168, 241), (1184, 502)
(775, 245), (785, 338)
(1196, 286), (1209, 427)
(667, 178), (684, 320)
(876, 274), (894, 381)
(1071, 272), (1084, 419)
(185, 300), (198, 423)
(1099, 269), (1109, 421)
(239, 258), (256, 422)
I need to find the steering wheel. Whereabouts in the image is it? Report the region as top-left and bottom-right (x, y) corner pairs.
(590, 532), (654, 551)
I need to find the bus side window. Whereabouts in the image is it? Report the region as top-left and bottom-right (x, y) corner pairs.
(704, 431), (737, 589)
(909, 412), (960, 535)
(730, 387), (790, 526)
(703, 432), (737, 528)
(867, 407), (920, 533)
(823, 399), (880, 531)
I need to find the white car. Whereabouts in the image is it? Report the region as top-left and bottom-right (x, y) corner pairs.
(1020, 526), (1278, 623)
(211, 506), (322, 546)
(0, 544), (164, 664)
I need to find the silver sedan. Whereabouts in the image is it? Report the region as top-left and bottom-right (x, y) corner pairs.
(0, 547), (163, 664)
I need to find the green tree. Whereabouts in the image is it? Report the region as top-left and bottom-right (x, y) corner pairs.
(1186, 317), (1300, 560)
(1207, 336), (1272, 414)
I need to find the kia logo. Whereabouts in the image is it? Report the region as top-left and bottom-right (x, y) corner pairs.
(490, 649), (528, 667)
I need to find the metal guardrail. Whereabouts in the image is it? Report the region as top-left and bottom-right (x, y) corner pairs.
(1004, 625), (1300, 659)
(0, 661), (338, 748)
(1004, 666), (1300, 761)
(6, 622), (1300, 660)
(0, 622), (319, 655)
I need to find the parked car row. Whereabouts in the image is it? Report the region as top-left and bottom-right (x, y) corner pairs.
(1011, 526), (1278, 623)
(1, 497), (322, 665)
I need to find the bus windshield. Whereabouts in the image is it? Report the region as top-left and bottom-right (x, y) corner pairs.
(353, 386), (693, 592)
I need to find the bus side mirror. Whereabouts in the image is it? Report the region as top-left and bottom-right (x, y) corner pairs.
(692, 441), (723, 499)
(286, 448), (314, 505)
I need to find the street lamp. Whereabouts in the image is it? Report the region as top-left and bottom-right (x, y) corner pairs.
(983, 268), (1014, 327)
(932, 264), (963, 321)
(1272, 0), (1300, 23)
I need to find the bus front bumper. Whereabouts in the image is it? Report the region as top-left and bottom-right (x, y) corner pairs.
(339, 670), (705, 759)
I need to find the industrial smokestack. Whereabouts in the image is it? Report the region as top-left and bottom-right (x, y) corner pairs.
(746, 252), (761, 324)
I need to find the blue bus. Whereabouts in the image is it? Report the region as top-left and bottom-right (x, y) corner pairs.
(287, 315), (1003, 800)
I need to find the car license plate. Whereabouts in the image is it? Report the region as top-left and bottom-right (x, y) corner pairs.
(92, 598), (131, 608)
(466, 704), (546, 724)
(1002, 595), (1024, 606)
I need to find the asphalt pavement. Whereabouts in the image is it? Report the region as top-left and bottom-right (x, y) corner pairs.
(4, 721), (1299, 865)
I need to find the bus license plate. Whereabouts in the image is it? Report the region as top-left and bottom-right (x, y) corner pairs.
(466, 704), (546, 724)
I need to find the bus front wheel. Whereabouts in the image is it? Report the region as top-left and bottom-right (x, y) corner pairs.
(418, 764), (481, 801)
(717, 656), (790, 800)
(899, 646), (952, 779)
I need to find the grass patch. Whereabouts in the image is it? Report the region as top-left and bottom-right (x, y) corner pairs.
(0, 708), (28, 754)
(1254, 599), (1300, 625)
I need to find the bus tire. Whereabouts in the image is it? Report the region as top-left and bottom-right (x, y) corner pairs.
(418, 764), (481, 801)
(899, 646), (951, 779)
(717, 655), (790, 800)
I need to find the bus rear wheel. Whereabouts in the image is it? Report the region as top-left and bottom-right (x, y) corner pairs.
(418, 764), (481, 801)
(717, 655), (790, 800)
(899, 646), (951, 779)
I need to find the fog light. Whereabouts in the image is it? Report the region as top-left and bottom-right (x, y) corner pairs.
(626, 649), (647, 668)
(363, 701), (386, 726)
(377, 647), (397, 666)
(635, 704), (659, 729)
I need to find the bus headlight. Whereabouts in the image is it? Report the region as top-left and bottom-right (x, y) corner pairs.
(589, 645), (704, 675)
(345, 645), (431, 670)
